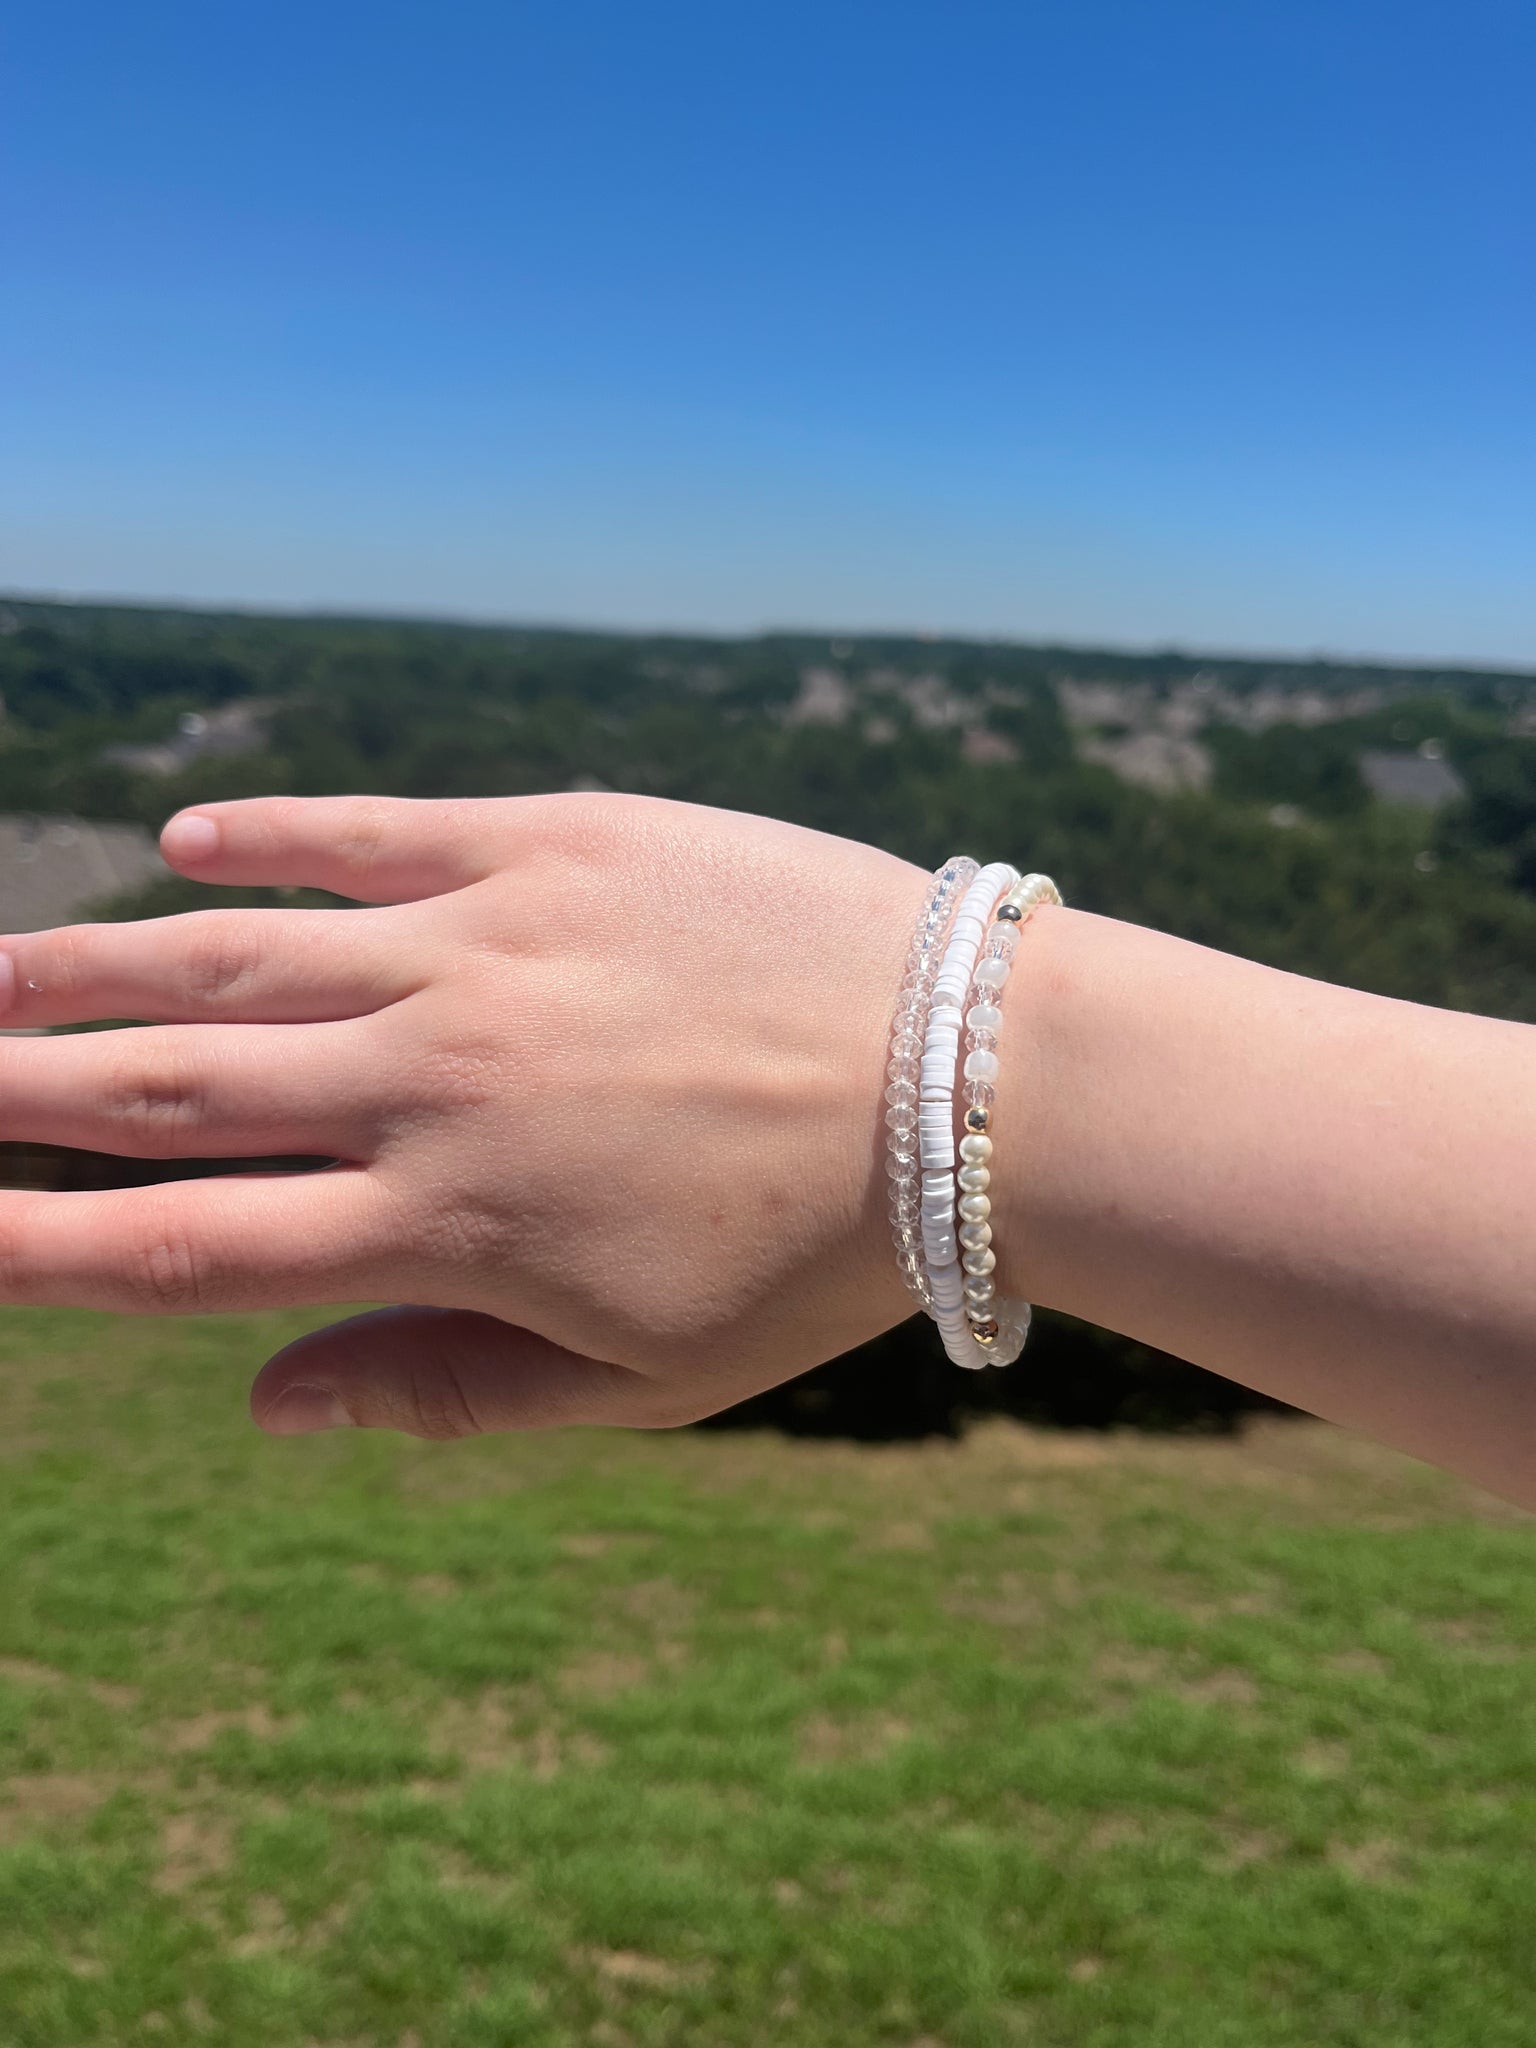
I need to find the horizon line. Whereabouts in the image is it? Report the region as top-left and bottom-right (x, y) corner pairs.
(5, 586), (1535, 683)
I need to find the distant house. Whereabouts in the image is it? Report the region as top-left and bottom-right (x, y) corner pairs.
(1359, 749), (1466, 808)
(99, 698), (270, 777)
(0, 815), (170, 932)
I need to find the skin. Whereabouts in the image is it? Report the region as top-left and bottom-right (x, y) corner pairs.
(0, 792), (1532, 1508)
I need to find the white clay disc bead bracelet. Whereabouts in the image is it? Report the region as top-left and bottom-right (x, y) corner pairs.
(885, 858), (978, 1310)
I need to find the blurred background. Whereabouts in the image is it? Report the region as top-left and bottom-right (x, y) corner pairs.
(0, 4), (1533, 2043)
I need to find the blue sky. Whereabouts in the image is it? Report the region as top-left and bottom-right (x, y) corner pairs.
(3, 0), (1532, 661)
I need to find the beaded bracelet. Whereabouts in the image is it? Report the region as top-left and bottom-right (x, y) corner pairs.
(953, 871), (1062, 1365)
(920, 861), (1020, 1367)
(888, 857), (1062, 1369)
(885, 857), (978, 1309)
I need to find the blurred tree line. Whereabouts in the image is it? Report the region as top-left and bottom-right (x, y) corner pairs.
(2, 597), (1533, 1435)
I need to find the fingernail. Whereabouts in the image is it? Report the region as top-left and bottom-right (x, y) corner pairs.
(162, 812), (220, 865)
(0, 952), (13, 1015)
(261, 1383), (353, 1435)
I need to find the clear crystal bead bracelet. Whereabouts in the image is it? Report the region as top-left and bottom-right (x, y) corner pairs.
(889, 858), (1062, 1367)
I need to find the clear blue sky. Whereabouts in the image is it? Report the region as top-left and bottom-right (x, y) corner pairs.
(3, 0), (1532, 662)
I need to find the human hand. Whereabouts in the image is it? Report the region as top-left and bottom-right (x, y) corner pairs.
(0, 794), (927, 1436)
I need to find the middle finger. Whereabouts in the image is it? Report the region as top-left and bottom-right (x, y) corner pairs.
(0, 1020), (382, 1161)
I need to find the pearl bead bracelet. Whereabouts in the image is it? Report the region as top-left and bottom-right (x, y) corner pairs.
(952, 871), (1062, 1365)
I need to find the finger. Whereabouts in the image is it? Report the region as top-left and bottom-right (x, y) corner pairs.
(0, 1021), (379, 1159)
(0, 907), (422, 1028)
(250, 1305), (663, 1437)
(161, 796), (514, 903)
(0, 1168), (391, 1314)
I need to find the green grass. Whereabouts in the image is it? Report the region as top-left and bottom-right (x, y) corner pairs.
(0, 1308), (1531, 2046)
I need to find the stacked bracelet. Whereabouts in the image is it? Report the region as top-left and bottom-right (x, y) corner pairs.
(886, 858), (978, 1309)
(888, 857), (1062, 1370)
(920, 861), (1019, 1366)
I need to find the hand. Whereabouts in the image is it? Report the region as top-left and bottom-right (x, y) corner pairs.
(0, 794), (926, 1436)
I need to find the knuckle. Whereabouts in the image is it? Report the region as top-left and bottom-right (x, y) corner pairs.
(334, 801), (396, 878)
(399, 1364), (483, 1441)
(120, 1217), (220, 1312)
(180, 919), (259, 1007)
(104, 1044), (208, 1153)
(25, 925), (93, 1005)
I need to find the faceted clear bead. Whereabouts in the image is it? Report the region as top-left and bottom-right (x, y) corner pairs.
(884, 1079), (918, 1107)
(887, 1055), (919, 1084)
(984, 922), (1019, 961)
(885, 1105), (918, 1134)
(891, 1031), (921, 1062)
(886, 1149), (918, 1176)
(964, 1079), (996, 1109)
(968, 1028), (997, 1053)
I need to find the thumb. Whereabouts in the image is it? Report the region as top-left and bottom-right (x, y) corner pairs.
(251, 1305), (654, 1439)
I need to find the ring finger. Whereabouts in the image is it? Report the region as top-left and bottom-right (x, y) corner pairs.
(0, 906), (424, 1029)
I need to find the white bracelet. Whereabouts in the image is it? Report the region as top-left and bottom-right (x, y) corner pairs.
(952, 871), (1062, 1365)
(886, 858), (978, 1309)
(920, 862), (1019, 1367)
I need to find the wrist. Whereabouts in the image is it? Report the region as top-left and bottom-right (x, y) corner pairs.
(986, 900), (1089, 1319)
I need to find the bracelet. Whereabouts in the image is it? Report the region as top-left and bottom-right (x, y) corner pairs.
(953, 871), (1062, 1365)
(886, 857), (979, 1309)
(921, 861), (1020, 1366)
(887, 856), (1062, 1370)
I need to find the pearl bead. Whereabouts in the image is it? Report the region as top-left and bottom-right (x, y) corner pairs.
(958, 1192), (991, 1224)
(963, 1246), (997, 1277)
(963, 1048), (1000, 1084)
(958, 1133), (993, 1165)
(963, 1274), (995, 1304)
(956, 1164), (990, 1195)
(958, 1220), (992, 1251)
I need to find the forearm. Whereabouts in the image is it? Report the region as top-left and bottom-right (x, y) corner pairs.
(996, 908), (1536, 1505)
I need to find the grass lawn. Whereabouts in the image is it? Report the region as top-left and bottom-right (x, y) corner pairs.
(0, 1308), (1532, 2047)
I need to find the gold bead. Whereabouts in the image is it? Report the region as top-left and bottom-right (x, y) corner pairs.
(964, 1106), (990, 1134)
(972, 1319), (1000, 1345)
